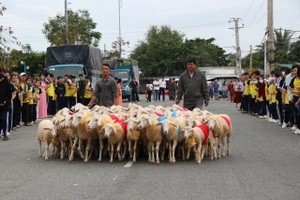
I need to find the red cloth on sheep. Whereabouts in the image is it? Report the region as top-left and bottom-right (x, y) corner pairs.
(221, 116), (231, 128)
(115, 119), (127, 137)
(155, 112), (164, 117)
(109, 114), (119, 123)
(197, 124), (210, 145)
(179, 108), (188, 111)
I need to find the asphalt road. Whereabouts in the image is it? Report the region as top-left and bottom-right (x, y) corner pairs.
(0, 95), (300, 200)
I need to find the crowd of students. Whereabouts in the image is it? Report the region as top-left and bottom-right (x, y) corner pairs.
(228, 63), (300, 135)
(0, 69), (95, 139)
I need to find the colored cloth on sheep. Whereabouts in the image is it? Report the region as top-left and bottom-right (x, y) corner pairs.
(109, 114), (119, 123)
(197, 124), (209, 145)
(115, 119), (128, 137)
(171, 111), (177, 117)
(178, 108), (188, 112)
(157, 115), (167, 122)
(155, 112), (164, 117)
(221, 116), (231, 128)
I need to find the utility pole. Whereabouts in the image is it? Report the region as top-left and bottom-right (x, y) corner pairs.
(229, 18), (244, 76)
(267, 0), (274, 72)
(250, 45), (253, 69)
(264, 39), (267, 77)
(65, 0), (69, 45)
(118, 0), (122, 58)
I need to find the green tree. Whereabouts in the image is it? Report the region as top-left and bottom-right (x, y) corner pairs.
(109, 37), (130, 58)
(42, 9), (101, 46)
(8, 44), (46, 75)
(131, 25), (186, 76)
(289, 40), (300, 62)
(274, 28), (294, 52)
(0, 2), (19, 67)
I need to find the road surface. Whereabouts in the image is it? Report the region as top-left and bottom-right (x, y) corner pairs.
(0, 96), (299, 200)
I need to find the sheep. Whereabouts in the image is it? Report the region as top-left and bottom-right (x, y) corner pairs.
(87, 114), (116, 162)
(156, 117), (180, 163)
(182, 124), (211, 164)
(124, 117), (140, 163)
(137, 114), (163, 164)
(37, 119), (57, 160)
(203, 114), (232, 160)
(100, 122), (126, 163)
(71, 110), (97, 163)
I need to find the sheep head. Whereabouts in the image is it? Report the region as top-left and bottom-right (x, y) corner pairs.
(72, 113), (84, 127)
(203, 117), (219, 131)
(88, 115), (103, 130)
(137, 115), (152, 129)
(125, 118), (138, 132)
(156, 120), (177, 135)
(101, 124), (117, 137)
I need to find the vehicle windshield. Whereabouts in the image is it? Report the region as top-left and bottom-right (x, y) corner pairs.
(48, 66), (84, 78)
(111, 71), (130, 82)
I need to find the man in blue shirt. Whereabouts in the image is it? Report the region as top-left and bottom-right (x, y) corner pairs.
(212, 79), (220, 100)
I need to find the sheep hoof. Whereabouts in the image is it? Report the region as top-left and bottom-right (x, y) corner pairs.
(39, 154), (42, 157)
(98, 159), (102, 162)
(84, 159), (88, 163)
(109, 160), (113, 163)
(45, 157), (48, 161)
(133, 159), (136, 163)
(156, 161), (160, 165)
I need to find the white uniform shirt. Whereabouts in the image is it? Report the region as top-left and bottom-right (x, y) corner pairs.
(153, 80), (160, 90)
(159, 79), (166, 88)
(283, 73), (294, 101)
(146, 84), (153, 91)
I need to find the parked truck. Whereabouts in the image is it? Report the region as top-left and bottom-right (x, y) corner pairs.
(45, 45), (102, 83)
(103, 58), (139, 102)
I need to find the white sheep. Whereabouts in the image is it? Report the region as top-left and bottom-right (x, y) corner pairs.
(137, 114), (163, 164)
(37, 119), (58, 160)
(124, 117), (140, 163)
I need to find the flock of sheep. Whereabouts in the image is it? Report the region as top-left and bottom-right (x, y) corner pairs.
(37, 103), (233, 165)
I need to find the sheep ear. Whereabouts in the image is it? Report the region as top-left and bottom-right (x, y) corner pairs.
(156, 122), (162, 126)
(59, 118), (65, 123)
(99, 127), (105, 133)
(43, 128), (52, 130)
(203, 120), (208, 124)
(113, 127), (117, 135)
(122, 120), (128, 124)
(170, 122), (177, 127)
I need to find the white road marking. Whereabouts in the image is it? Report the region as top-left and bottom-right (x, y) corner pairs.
(124, 161), (133, 168)
(113, 176), (118, 181)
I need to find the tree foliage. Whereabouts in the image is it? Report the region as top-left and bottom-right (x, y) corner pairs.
(108, 37), (130, 58)
(130, 25), (230, 77)
(42, 9), (101, 46)
(7, 44), (46, 75)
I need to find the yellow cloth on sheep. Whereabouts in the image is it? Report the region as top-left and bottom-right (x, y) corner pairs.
(185, 132), (196, 148)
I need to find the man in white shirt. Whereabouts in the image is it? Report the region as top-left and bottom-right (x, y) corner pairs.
(145, 81), (153, 102)
(153, 78), (160, 102)
(158, 77), (166, 101)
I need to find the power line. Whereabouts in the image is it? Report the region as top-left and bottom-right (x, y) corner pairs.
(245, 0), (265, 29)
(243, 0), (255, 20)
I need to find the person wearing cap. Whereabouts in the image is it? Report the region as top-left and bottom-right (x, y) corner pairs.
(63, 74), (71, 108)
(46, 74), (56, 117)
(69, 75), (78, 107)
(77, 74), (86, 104)
(0, 68), (12, 140)
(129, 77), (139, 103)
(83, 76), (94, 106)
(55, 76), (66, 110)
(19, 72), (32, 126)
(176, 57), (209, 110)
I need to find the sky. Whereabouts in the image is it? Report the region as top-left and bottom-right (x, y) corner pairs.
(2, 0), (300, 58)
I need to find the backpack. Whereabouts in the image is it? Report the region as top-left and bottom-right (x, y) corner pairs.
(146, 85), (151, 91)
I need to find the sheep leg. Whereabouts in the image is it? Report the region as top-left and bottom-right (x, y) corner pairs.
(60, 141), (64, 159)
(109, 143), (114, 163)
(171, 140), (177, 163)
(168, 142), (171, 161)
(84, 138), (91, 163)
(117, 142), (122, 161)
(148, 142), (152, 163)
(98, 138), (103, 162)
(181, 143), (186, 161)
(45, 141), (49, 161)
(133, 140), (137, 163)
(78, 139), (85, 160)
(160, 141), (165, 161)
(227, 135), (231, 156)
(69, 137), (77, 162)
(151, 142), (155, 164)
(51, 143), (55, 156)
(122, 140), (127, 160)
(186, 147), (191, 160)
(221, 137), (226, 157)
(196, 143), (202, 164)
(217, 137), (221, 159)
(156, 141), (161, 165)
(128, 140), (133, 158)
(38, 139), (42, 157)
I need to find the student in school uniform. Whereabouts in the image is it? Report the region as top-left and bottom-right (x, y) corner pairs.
(46, 74), (56, 117)
(83, 76), (94, 106)
(32, 80), (42, 124)
(69, 75), (78, 107)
